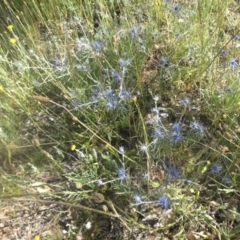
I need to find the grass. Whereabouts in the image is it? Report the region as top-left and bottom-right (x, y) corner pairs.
(0, 0), (240, 239)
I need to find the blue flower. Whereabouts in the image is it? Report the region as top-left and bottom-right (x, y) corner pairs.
(106, 89), (115, 99)
(159, 58), (170, 67)
(118, 58), (131, 67)
(117, 168), (127, 180)
(92, 41), (103, 52)
(111, 70), (122, 82)
(120, 89), (131, 99)
(229, 58), (238, 68)
(210, 164), (222, 174)
(190, 120), (204, 135)
(234, 35), (240, 41)
(182, 97), (190, 106)
(220, 49), (227, 57)
(159, 195), (171, 209)
(172, 123), (181, 132)
(167, 166), (180, 179)
(129, 27), (139, 39)
(171, 130), (182, 142)
(172, 5), (180, 12)
(133, 194), (142, 204)
(154, 129), (164, 140)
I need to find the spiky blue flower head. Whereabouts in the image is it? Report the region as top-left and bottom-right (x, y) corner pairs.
(106, 89), (115, 99)
(120, 89), (131, 99)
(159, 195), (171, 209)
(190, 120), (204, 135)
(210, 163), (222, 174)
(111, 70), (122, 82)
(118, 58), (131, 67)
(129, 26), (139, 39)
(167, 166), (180, 179)
(171, 130), (182, 143)
(154, 129), (164, 140)
(92, 41), (103, 52)
(117, 168), (127, 180)
(172, 122), (181, 132)
(229, 58), (238, 68)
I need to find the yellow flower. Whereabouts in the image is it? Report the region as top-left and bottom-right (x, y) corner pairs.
(10, 38), (17, 44)
(7, 25), (13, 31)
(71, 144), (76, 151)
(0, 85), (3, 91)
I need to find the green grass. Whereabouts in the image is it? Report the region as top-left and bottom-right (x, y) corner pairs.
(1, 0), (240, 239)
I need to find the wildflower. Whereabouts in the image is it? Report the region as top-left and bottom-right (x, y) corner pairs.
(118, 168), (127, 180)
(182, 97), (190, 106)
(159, 58), (170, 67)
(111, 70), (122, 82)
(71, 144), (76, 151)
(159, 195), (171, 209)
(171, 130), (182, 142)
(167, 166), (180, 179)
(234, 35), (240, 41)
(120, 89), (131, 99)
(105, 89), (115, 99)
(220, 49), (227, 57)
(129, 26), (139, 39)
(54, 58), (62, 67)
(133, 194), (142, 204)
(0, 85), (3, 91)
(210, 163), (222, 174)
(9, 38), (17, 44)
(7, 25), (13, 31)
(229, 58), (238, 68)
(154, 129), (164, 140)
(72, 99), (81, 109)
(153, 95), (160, 102)
(119, 146), (125, 154)
(190, 120), (204, 135)
(92, 41), (103, 52)
(221, 176), (231, 185)
(97, 179), (104, 186)
(172, 5), (181, 12)
(75, 64), (88, 72)
(140, 144), (148, 153)
(105, 100), (118, 111)
(118, 58), (131, 67)
(151, 107), (159, 115)
(172, 123), (181, 132)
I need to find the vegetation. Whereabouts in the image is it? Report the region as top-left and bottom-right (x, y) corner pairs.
(0, 0), (240, 239)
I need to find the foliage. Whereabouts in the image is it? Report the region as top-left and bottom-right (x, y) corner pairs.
(0, 0), (240, 239)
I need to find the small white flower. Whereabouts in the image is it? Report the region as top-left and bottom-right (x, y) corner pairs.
(119, 146), (125, 154)
(140, 144), (148, 153)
